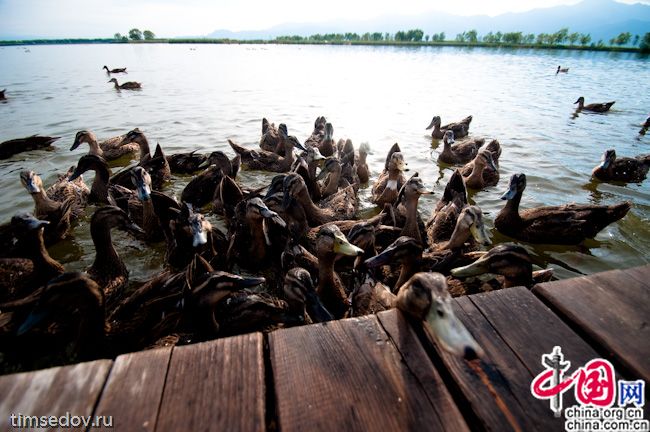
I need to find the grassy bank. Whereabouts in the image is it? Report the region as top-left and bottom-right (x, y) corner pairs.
(0, 38), (645, 54)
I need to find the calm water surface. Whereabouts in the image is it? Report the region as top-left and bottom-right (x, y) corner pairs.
(1, 43), (649, 283)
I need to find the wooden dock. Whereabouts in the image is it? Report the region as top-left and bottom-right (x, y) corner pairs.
(1, 265), (648, 431)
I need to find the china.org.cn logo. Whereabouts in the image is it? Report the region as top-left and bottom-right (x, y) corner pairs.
(531, 346), (648, 432)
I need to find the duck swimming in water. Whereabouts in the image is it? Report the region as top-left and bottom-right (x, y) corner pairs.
(108, 78), (141, 90)
(574, 97), (615, 113)
(425, 115), (472, 139)
(592, 149), (650, 183)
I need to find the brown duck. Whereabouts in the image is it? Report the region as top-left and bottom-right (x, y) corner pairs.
(592, 149), (650, 183)
(426, 115), (472, 139)
(70, 130), (139, 161)
(438, 130), (479, 165)
(495, 173), (631, 244)
(108, 78), (141, 90)
(0, 135), (59, 160)
(574, 97), (615, 113)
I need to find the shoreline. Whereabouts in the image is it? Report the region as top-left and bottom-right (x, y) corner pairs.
(0, 38), (645, 54)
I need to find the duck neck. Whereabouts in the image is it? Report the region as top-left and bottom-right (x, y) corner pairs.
(90, 223), (125, 281)
(317, 252), (347, 317)
(142, 199), (158, 240)
(137, 137), (151, 162)
(31, 190), (60, 215)
(279, 142), (295, 170)
(249, 218), (268, 262)
(443, 223), (472, 250)
(323, 170), (341, 197)
(503, 190), (523, 224)
(87, 137), (103, 157)
(300, 190), (329, 225)
(28, 228), (65, 276)
(401, 197), (422, 243)
(90, 166), (111, 204)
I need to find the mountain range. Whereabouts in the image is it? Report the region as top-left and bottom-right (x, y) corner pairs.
(207, 0), (650, 43)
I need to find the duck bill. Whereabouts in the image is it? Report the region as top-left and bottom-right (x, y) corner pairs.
(487, 156), (498, 172)
(500, 183), (517, 200)
(192, 229), (208, 247)
(451, 258), (490, 278)
(25, 216), (50, 230)
(69, 138), (82, 151)
(470, 222), (492, 246)
(305, 290), (334, 323)
(198, 160), (211, 169)
(315, 167), (329, 181)
(260, 208), (287, 228)
(312, 148), (325, 161)
(135, 181), (151, 201)
(333, 236), (364, 256)
(68, 167), (83, 182)
(424, 301), (484, 359)
(364, 247), (396, 268)
(573, 99), (580, 104)
(425, 117), (436, 130)
(397, 161), (408, 171)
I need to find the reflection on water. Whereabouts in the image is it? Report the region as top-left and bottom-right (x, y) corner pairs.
(0, 43), (649, 283)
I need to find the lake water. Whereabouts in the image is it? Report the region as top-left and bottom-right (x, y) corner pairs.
(0, 43), (649, 282)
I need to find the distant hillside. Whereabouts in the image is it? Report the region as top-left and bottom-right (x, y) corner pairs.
(207, 0), (650, 43)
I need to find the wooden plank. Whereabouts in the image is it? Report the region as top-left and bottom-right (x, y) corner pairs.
(469, 287), (608, 425)
(415, 287), (608, 432)
(92, 347), (173, 432)
(269, 314), (467, 432)
(0, 359), (112, 432)
(376, 310), (469, 431)
(533, 268), (650, 382)
(155, 333), (265, 432)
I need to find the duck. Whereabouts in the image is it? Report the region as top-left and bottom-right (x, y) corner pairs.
(181, 165), (227, 209)
(282, 267), (334, 323)
(426, 115), (472, 139)
(312, 224), (364, 319)
(356, 142), (371, 183)
(639, 116), (650, 136)
(68, 154), (138, 209)
(304, 116), (328, 152)
(226, 197), (287, 269)
(394, 172), (433, 245)
(556, 66), (569, 74)
(229, 127), (306, 173)
(259, 119), (284, 155)
(0, 89), (5, 100)
(108, 78), (141, 90)
(315, 122), (336, 157)
(461, 149), (499, 190)
(167, 150), (240, 175)
(371, 144), (408, 207)
(86, 206), (145, 306)
(70, 130), (139, 162)
(574, 97), (615, 113)
(130, 166), (181, 242)
(19, 171), (77, 244)
(103, 65), (127, 74)
(451, 243), (554, 289)
(592, 149), (650, 183)
(317, 157), (347, 198)
(0, 135), (60, 160)
(366, 206), (491, 291)
(283, 173), (357, 227)
(350, 273), (396, 317)
(395, 272), (483, 359)
(292, 145), (325, 202)
(0, 213), (64, 301)
(110, 129), (171, 190)
(426, 169), (468, 245)
(495, 173), (632, 244)
(438, 130), (479, 165)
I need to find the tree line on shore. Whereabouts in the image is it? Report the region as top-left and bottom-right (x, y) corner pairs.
(113, 28), (155, 42)
(276, 29), (650, 51)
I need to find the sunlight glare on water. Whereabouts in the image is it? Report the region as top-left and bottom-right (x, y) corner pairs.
(0, 43), (649, 282)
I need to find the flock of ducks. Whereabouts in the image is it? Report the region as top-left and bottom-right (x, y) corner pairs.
(0, 64), (649, 373)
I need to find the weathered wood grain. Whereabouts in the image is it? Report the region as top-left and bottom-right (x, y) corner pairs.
(376, 309), (469, 431)
(92, 347), (172, 432)
(270, 314), (466, 432)
(155, 333), (265, 432)
(0, 359), (112, 432)
(533, 268), (650, 381)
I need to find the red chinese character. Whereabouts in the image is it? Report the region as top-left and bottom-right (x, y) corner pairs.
(574, 359), (615, 407)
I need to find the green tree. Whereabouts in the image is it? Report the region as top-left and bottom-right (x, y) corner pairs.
(384, 32), (390, 41)
(579, 34), (591, 46)
(640, 32), (650, 52)
(614, 32), (631, 45)
(114, 33), (122, 40)
(425, 35), (430, 42)
(129, 28), (143, 40)
(633, 34), (640, 46)
(525, 33), (535, 44)
(568, 32), (579, 45)
(408, 29), (424, 41)
(464, 29), (478, 43)
(372, 32), (383, 41)
(143, 30), (155, 40)
(502, 32), (523, 44)
(536, 33), (548, 44)
(455, 33), (465, 42)
(551, 28), (569, 45)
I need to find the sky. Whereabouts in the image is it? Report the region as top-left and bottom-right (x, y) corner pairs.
(0, 0), (648, 39)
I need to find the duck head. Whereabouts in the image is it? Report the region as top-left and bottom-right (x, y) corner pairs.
(396, 172), (433, 204)
(475, 149), (498, 172)
(282, 173), (309, 208)
(598, 149), (616, 170)
(501, 173), (526, 201)
(185, 206), (211, 248)
(131, 166), (152, 201)
(451, 243), (534, 288)
(70, 130), (97, 151)
(20, 170), (43, 194)
(574, 96), (585, 105)
(396, 272), (484, 359)
(425, 116), (442, 130)
(12, 212), (50, 231)
(443, 130), (455, 146)
(365, 236), (423, 268)
(388, 151), (408, 172)
(119, 128), (146, 146)
(283, 267), (333, 323)
(316, 224), (364, 257)
(68, 154), (109, 181)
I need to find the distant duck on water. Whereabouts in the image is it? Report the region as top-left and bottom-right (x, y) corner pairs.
(103, 65), (127, 74)
(574, 96), (615, 113)
(556, 66), (569, 74)
(108, 78), (141, 90)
